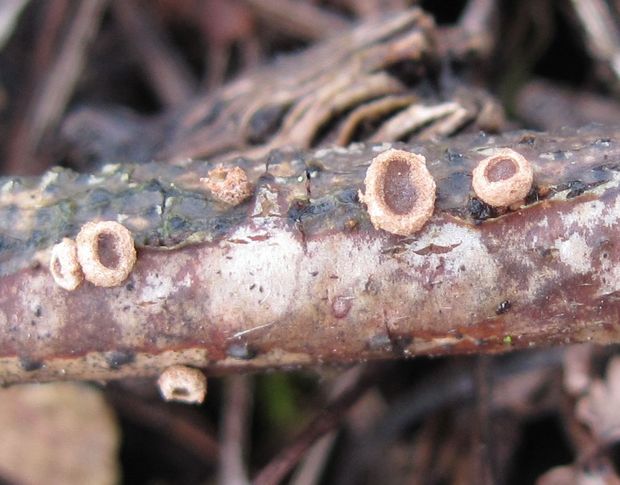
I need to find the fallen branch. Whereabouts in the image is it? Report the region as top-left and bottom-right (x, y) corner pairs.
(1, 125), (620, 384)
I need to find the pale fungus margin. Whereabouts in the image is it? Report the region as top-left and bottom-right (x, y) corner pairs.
(157, 365), (207, 404)
(359, 148), (436, 236)
(49, 238), (84, 291)
(76, 221), (137, 288)
(201, 166), (253, 206)
(472, 148), (534, 207)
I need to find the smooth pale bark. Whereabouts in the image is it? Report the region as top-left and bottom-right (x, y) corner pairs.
(1, 125), (620, 383)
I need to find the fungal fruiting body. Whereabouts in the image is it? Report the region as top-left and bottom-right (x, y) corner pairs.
(50, 238), (83, 291)
(157, 365), (207, 404)
(472, 148), (533, 207)
(76, 221), (136, 287)
(202, 166), (253, 206)
(359, 149), (436, 236)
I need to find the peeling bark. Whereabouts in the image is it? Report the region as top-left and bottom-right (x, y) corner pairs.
(1, 125), (620, 383)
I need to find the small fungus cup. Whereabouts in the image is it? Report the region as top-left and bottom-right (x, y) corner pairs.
(472, 148), (533, 207)
(50, 238), (84, 291)
(359, 149), (436, 236)
(202, 166), (253, 206)
(76, 221), (136, 287)
(158, 365), (207, 404)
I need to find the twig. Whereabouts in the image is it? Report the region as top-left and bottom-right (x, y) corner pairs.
(289, 432), (337, 485)
(2, 0), (70, 175)
(5, 0), (108, 174)
(436, 0), (498, 59)
(569, 0), (620, 86)
(0, 0), (29, 50)
(30, 0), (70, 81)
(106, 386), (219, 463)
(112, 0), (196, 107)
(1, 126), (620, 383)
(289, 366), (365, 485)
(201, 0), (261, 89)
(407, 416), (443, 485)
(334, 350), (564, 485)
(219, 375), (253, 485)
(516, 78), (620, 130)
(242, 0), (350, 41)
(473, 356), (497, 485)
(333, 0), (409, 19)
(252, 369), (376, 485)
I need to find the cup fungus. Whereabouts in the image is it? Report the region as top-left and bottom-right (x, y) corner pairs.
(76, 221), (136, 288)
(202, 166), (253, 206)
(50, 238), (83, 291)
(359, 149), (436, 236)
(472, 148), (533, 207)
(157, 365), (207, 404)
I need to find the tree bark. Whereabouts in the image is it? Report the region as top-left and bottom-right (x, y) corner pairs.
(1, 124), (620, 384)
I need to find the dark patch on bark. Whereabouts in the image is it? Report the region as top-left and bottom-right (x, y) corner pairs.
(19, 357), (44, 372)
(105, 350), (136, 370)
(496, 300), (512, 315)
(468, 197), (497, 221)
(566, 180), (588, 198)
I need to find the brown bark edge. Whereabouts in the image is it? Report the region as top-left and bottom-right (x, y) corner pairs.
(1, 125), (620, 384)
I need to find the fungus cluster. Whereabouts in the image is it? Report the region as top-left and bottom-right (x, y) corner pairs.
(157, 365), (207, 404)
(359, 149), (436, 236)
(360, 147), (535, 234)
(202, 165), (253, 206)
(471, 148), (533, 207)
(49, 220), (136, 290)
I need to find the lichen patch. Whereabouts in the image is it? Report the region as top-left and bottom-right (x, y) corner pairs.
(598, 246), (620, 297)
(402, 221), (501, 323)
(555, 233), (592, 275)
(603, 193), (620, 228)
(560, 200), (606, 232)
(204, 221), (304, 329)
(140, 273), (176, 303)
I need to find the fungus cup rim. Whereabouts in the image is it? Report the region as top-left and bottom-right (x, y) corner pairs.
(360, 148), (436, 236)
(50, 238), (83, 291)
(157, 365), (207, 404)
(202, 165), (253, 206)
(76, 221), (136, 288)
(472, 148), (533, 207)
